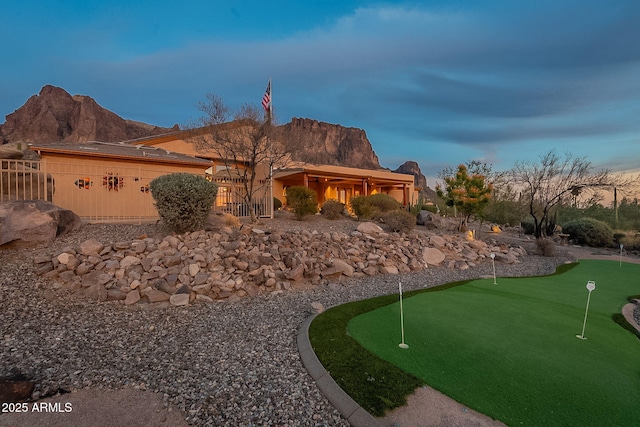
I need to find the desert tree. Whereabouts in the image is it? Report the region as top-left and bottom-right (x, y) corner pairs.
(436, 164), (493, 231)
(190, 94), (292, 222)
(510, 149), (638, 238)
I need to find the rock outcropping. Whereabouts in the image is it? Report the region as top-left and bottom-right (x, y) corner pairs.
(394, 161), (428, 189)
(279, 118), (381, 169)
(0, 85), (173, 145)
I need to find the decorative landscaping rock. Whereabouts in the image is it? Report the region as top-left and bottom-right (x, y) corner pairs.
(422, 247), (446, 265)
(34, 224), (528, 306)
(0, 200), (81, 248)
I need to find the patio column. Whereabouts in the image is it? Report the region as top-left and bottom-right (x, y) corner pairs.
(303, 173), (309, 188)
(403, 184), (407, 206)
(362, 178), (368, 196)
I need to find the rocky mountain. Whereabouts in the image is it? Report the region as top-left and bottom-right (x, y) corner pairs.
(394, 161), (428, 189)
(0, 85), (174, 145)
(1, 86), (421, 173)
(278, 118), (380, 169)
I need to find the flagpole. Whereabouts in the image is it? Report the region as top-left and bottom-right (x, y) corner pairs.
(268, 78), (274, 219)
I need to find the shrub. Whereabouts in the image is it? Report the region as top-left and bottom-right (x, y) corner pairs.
(286, 186), (317, 220)
(382, 210), (416, 233)
(350, 193), (400, 220)
(273, 197), (283, 211)
(422, 204), (439, 213)
(535, 238), (556, 257)
(350, 195), (373, 220)
(150, 173), (218, 233)
(562, 218), (613, 247)
(521, 218), (535, 235)
(321, 199), (345, 220)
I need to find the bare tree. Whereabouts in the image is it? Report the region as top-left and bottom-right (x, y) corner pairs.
(511, 149), (638, 238)
(191, 94), (292, 222)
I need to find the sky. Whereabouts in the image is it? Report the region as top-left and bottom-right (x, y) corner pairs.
(2, 0), (640, 186)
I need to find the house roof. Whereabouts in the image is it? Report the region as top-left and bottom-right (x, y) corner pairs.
(29, 141), (212, 166)
(274, 162), (415, 187)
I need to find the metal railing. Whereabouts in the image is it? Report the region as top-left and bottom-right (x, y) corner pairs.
(1, 158), (272, 222)
(0, 159), (51, 202)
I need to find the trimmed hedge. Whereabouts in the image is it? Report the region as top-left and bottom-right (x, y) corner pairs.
(150, 173), (218, 232)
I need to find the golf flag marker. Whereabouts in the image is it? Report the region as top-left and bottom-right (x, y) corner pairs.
(490, 253), (497, 284)
(620, 243), (624, 267)
(576, 281), (596, 340)
(399, 282), (409, 349)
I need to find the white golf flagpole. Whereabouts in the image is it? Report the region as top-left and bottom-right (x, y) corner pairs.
(577, 281), (596, 340)
(620, 243), (624, 267)
(399, 282), (409, 349)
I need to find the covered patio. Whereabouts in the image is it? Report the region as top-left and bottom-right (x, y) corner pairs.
(274, 164), (416, 208)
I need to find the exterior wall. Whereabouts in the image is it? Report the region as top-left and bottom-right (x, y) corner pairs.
(42, 154), (209, 221)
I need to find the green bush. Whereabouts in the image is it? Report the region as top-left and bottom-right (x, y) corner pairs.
(286, 186), (317, 220)
(562, 218), (613, 247)
(422, 204), (439, 213)
(350, 193), (400, 220)
(150, 173), (218, 232)
(321, 199), (345, 220)
(273, 197), (283, 211)
(521, 218), (535, 235)
(382, 210), (416, 233)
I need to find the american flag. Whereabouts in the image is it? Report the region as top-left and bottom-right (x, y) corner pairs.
(262, 81), (271, 112)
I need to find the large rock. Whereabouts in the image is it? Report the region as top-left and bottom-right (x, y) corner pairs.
(422, 247), (446, 265)
(0, 200), (81, 248)
(356, 222), (383, 235)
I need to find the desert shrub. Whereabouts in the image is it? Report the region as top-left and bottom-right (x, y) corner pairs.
(485, 200), (527, 226)
(150, 173), (218, 233)
(286, 186), (317, 220)
(619, 232), (640, 251)
(535, 238), (556, 257)
(521, 218), (535, 235)
(368, 193), (400, 212)
(422, 204), (439, 213)
(273, 197), (283, 211)
(350, 194), (400, 220)
(350, 195), (373, 220)
(382, 210), (416, 233)
(321, 199), (345, 220)
(562, 218), (613, 247)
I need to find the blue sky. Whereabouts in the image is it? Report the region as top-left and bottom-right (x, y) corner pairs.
(2, 0), (639, 184)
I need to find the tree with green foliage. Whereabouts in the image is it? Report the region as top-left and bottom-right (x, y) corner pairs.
(150, 173), (218, 232)
(436, 164), (492, 231)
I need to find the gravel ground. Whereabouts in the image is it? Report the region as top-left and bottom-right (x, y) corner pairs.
(0, 219), (625, 426)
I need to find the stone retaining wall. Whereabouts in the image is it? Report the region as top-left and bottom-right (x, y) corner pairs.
(34, 222), (526, 307)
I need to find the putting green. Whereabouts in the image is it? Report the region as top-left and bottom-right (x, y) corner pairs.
(347, 260), (640, 426)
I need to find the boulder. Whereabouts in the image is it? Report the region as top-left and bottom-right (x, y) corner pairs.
(356, 222), (383, 235)
(417, 211), (440, 229)
(79, 238), (104, 256)
(422, 247), (445, 265)
(0, 200), (81, 248)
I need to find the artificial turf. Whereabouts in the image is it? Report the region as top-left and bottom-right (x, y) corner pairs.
(345, 260), (640, 426)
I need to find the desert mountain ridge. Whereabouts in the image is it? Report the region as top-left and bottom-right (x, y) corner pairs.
(1, 85), (432, 193)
